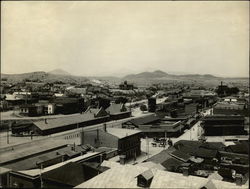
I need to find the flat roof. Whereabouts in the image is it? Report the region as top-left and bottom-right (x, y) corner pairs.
(106, 128), (141, 139)
(17, 152), (101, 177)
(0, 140), (66, 165)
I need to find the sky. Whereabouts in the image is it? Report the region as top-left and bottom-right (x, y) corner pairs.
(1, 1), (249, 77)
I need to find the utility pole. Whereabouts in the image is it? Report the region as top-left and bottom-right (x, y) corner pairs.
(40, 164), (43, 188)
(7, 121), (11, 144)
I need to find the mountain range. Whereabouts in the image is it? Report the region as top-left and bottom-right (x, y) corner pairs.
(1, 69), (248, 85)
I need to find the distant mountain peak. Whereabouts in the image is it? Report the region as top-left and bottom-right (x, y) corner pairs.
(48, 69), (71, 75)
(153, 70), (167, 74)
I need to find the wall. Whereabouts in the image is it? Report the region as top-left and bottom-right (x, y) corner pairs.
(81, 130), (118, 149)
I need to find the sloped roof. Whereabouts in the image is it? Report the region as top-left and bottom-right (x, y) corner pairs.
(226, 143), (249, 154)
(161, 158), (183, 171)
(170, 149), (191, 162)
(33, 112), (98, 131)
(149, 169), (208, 188)
(75, 163), (149, 188)
(128, 115), (160, 126)
(146, 147), (175, 164)
(106, 103), (128, 115)
(138, 170), (154, 180)
(42, 162), (85, 187)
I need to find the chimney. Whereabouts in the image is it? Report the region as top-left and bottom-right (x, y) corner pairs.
(235, 174), (243, 186)
(80, 131), (84, 145)
(182, 167), (189, 176)
(119, 155), (126, 165)
(103, 123), (107, 132)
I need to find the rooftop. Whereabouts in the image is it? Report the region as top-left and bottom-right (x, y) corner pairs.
(0, 140), (66, 165)
(33, 112), (106, 131)
(74, 160), (248, 189)
(106, 128), (142, 139)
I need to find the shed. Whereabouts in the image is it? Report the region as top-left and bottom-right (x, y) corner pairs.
(136, 170), (154, 188)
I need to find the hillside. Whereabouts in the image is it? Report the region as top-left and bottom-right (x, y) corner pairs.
(123, 70), (218, 80)
(48, 69), (71, 75)
(1, 71), (89, 84)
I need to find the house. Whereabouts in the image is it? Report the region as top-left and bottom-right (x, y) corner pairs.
(106, 103), (131, 120)
(201, 115), (247, 136)
(52, 97), (85, 114)
(82, 128), (142, 161)
(136, 170), (154, 187)
(19, 104), (44, 116)
(119, 81), (134, 90)
(84, 107), (109, 118)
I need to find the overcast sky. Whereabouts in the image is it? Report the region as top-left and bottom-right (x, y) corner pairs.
(1, 1), (249, 77)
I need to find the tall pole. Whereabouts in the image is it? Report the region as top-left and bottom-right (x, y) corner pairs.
(40, 164), (43, 188)
(7, 121), (11, 144)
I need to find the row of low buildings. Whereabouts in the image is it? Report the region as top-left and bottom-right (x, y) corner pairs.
(11, 103), (131, 135)
(201, 95), (249, 137)
(1, 130), (248, 188)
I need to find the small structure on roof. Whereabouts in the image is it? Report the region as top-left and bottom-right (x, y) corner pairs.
(136, 170), (154, 188)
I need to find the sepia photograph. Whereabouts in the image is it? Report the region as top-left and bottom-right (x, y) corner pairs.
(0, 1), (249, 188)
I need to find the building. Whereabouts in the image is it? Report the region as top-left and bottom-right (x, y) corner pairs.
(8, 152), (106, 188)
(82, 128), (142, 161)
(105, 103), (131, 120)
(148, 98), (156, 112)
(53, 97), (85, 114)
(19, 104), (44, 117)
(119, 81), (134, 90)
(75, 160), (248, 188)
(32, 112), (109, 135)
(213, 99), (249, 117)
(122, 115), (184, 138)
(201, 115), (247, 136)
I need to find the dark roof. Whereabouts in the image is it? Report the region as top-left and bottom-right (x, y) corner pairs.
(125, 114), (160, 127)
(146, 147), (175, 164)
(226, 143), (249, 154)
(202, 115), (244, 121)
(174, 140), (218, 159)
(42, 162), (85, 187)
(161, 158), (183, 171)
(170, 150), (191, 162)
(200, 142), (225, 151)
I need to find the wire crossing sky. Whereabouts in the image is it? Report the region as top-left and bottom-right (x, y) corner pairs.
(1, 1), (249, 77)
